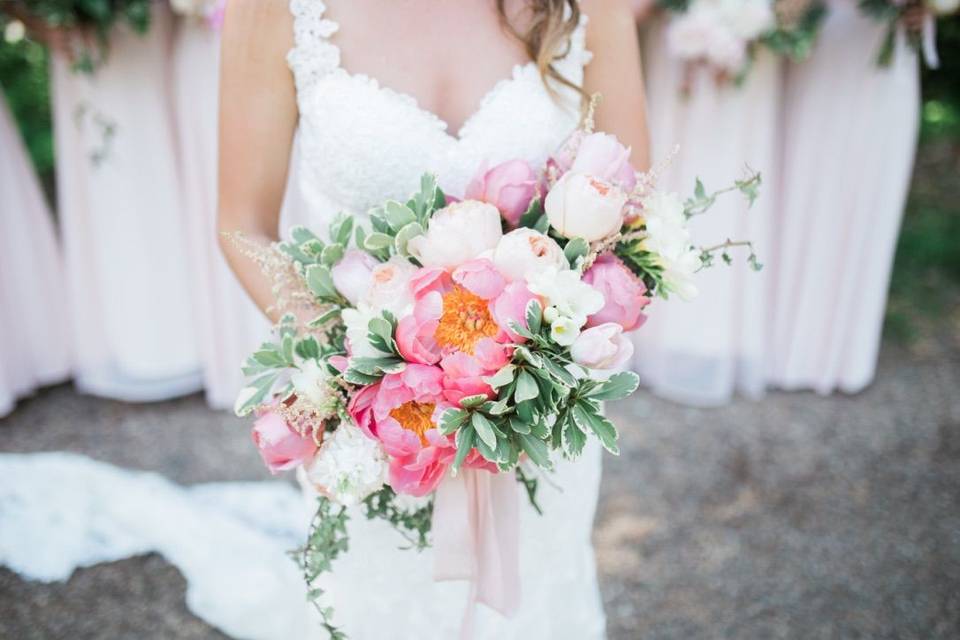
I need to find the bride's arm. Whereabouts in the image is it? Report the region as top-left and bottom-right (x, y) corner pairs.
(581, 0), (651, 171)
(217, 0), (298, 321)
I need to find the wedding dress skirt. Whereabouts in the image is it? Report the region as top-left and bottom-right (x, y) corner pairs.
(631, 17), (778, 407)
(0, 94), (70, 416)
(52, 4), (202, 401)
(766, 3), (920, 394)
(173, 20), (271, 410)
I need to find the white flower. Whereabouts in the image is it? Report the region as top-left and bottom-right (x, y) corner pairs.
(667, 5), (721, 61)
(493, 228), (568, 282)
(365, 256), (418, 316)
(391, 492), (432, 513)
(550, 316), (581, 346)
(641, 191), (700, 300)
(408, 200), (503, 268)
(304, 423), (389, 506)
(930, 0), (960, 15)
(570, 323), (635, 381)
(544, 172), (627, 242)
(290, 360), (336, 412)
(717, 0), (775, 40)
(527, 266), (605, 327)
(342, 305), (384, 358)
(3, 20), (25, 44)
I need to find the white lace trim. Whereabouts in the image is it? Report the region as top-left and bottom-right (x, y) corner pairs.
(286, 0), (340, 99)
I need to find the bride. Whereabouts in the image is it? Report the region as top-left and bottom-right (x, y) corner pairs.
(218, 0), (648, 637)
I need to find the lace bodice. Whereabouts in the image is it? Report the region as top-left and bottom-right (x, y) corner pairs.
(287, 0), (591, 221)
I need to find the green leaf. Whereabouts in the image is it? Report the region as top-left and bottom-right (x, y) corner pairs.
(350, 357), (405, 376)
(439, 408), (469, 436)
(563, 237), (590, 269)
(452, 425), (476, 472)
(331, 215), (354, 246)
(518, 433), (552, 469)
(305, 264), (338, 300)
(393, 222), (424, 256)
(295, 336), (321, 360)
(574, 402), (620, 455)
(320, 243), (344, 267)
(342, 368), (382, 385)
(281, 334), (295, 364)
(524, 299), (542, 335)
(471, 412), (498, 450)
(586, 371), (640, 402)
(234, 372), (279, 416)
(459, 394), (488, 409)
(252, 348), (286, 368)
(354, 225), (367, 249)
(562, 414), (588, 457)
(483, 364), (516, 389)
(517, 197), (543, 229)
(508, 416), (531, 435)
(530, 419), (551, 439)
(291, 225), (321, 246)
(383, 201), (417, 232)
(308, 307), (341, 328)
(533, 213), (549, 234)
(514, 370), (539, 403)
(542, 357), (577, 387)
(513, 346), (542, 368)
(364, 232), (393, 251)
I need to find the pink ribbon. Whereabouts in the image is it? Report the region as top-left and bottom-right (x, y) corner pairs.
(432, 468), (520, 639)
(921, 14), (939, 70)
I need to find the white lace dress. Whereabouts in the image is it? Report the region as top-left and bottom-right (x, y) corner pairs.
(286, 2), (606, 638)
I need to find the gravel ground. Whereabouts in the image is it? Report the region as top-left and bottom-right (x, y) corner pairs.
(1, 340), (959, 640)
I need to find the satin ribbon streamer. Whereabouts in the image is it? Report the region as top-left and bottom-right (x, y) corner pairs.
(432, 468), (521, 639)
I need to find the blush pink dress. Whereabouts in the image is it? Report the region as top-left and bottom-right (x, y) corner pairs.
(52, 5), (202, 401)
(631, 16), (780, 407)
(766, 2), (920, 394)
(0, 93), (70, 416)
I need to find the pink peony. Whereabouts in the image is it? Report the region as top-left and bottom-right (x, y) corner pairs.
(251, 410), (318, 474)
(396, 292), (443, 365)
(452, 259), (506, 300)
(491, 281), (538, 342)
(439, 338), (510, 404)
(570, 132), (638, 192)
(570, 323), (635, 381)
(465, 159), (538, 227)
(331, 250), (379, 306)
(347, 383), (379, 439)
(583, 255), (650, 332)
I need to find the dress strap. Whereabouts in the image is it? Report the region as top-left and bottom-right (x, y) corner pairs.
(287, 0), (341, 99)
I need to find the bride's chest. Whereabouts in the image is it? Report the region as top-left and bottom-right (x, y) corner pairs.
(294, 65), (581, 215)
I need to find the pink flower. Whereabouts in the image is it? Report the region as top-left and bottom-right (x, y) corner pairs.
(491, 281), (538, 342)
(251, 411), (318, 474)
(347, 383), (379, 439)
(465, 159), (538, 226)
(439, 338), (510, 404)
(583, 255), (650, 332)
(570, 323), (635, 380)
(571, 133), (638, 192)
(331, 250), (379, 306)
(396, 293), (442, 365)
(452, 259), (506, 300)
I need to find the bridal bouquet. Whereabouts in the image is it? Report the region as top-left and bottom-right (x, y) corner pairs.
(859, 0), (956, 67)
(234, 109), (759, 637)
(660, 0), (826, 81)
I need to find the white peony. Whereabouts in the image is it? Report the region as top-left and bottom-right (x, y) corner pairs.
(408, 200), (503, 268)
(570, 323), (635, 381)
(493, 228), (568, 282)
(544, 172), (627, 242)
(305, 423), (389, 506)
(641, 191), (700, 300)
(290, 359), (336, 412)
(526, 266), (605, 346)
(364, 256), (418, 316)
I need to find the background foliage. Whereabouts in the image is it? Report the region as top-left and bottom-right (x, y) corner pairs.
(1, 18), (959, 341)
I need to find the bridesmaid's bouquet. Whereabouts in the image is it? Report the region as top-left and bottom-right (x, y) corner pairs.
(659, 0), (826, 82)
(3, 0), (152, 71)
(859, 0), (956, 67)
(233, 106), (760, 637)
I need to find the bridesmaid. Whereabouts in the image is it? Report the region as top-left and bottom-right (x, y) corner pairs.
(631, 13), (779, 406)
(0, 91), (70, 416)
(766, 1), (921, 394)
(51, 3), (203, 401)
(172, 3), (306, 410)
